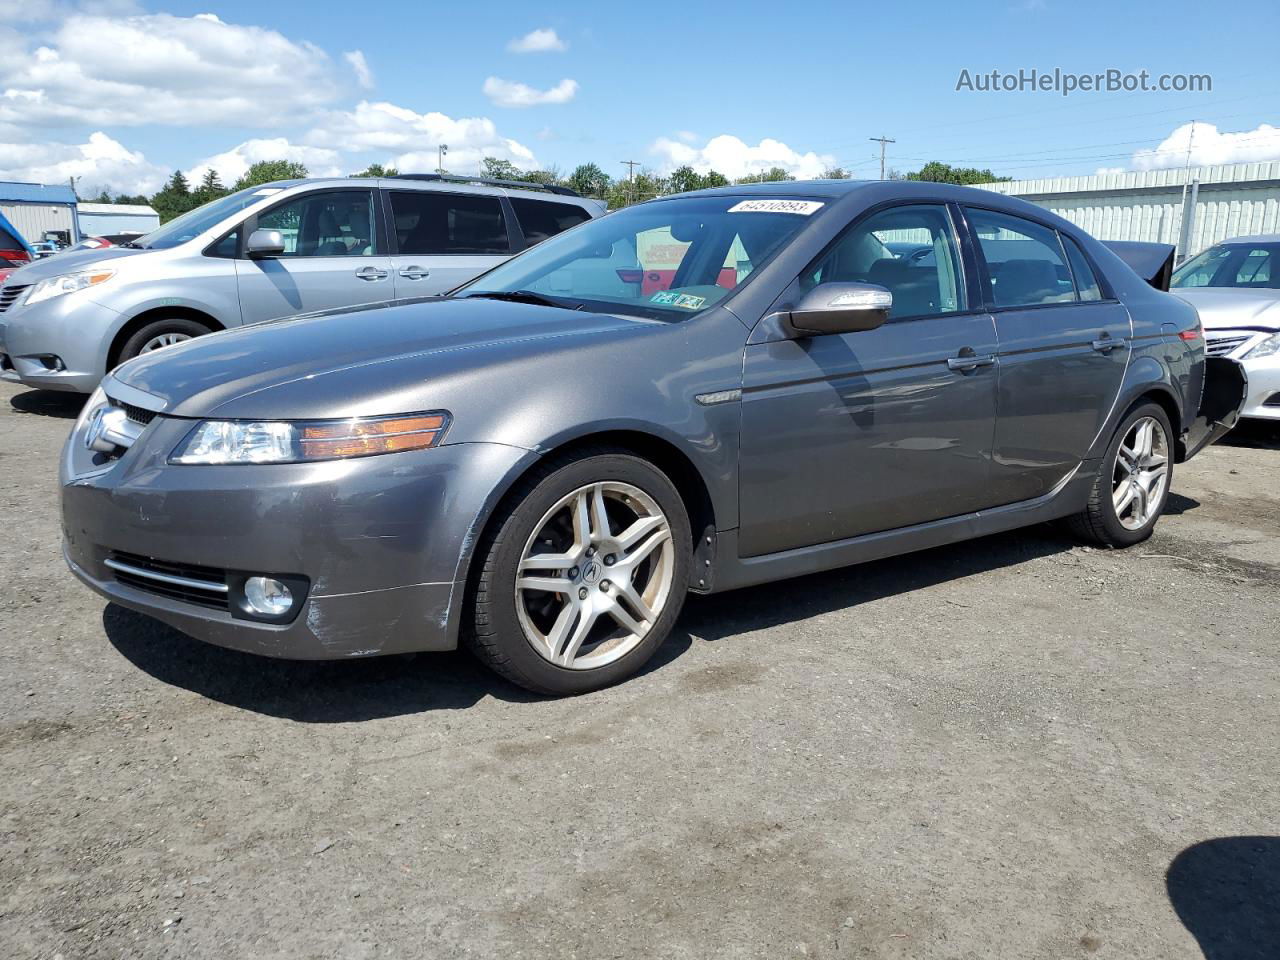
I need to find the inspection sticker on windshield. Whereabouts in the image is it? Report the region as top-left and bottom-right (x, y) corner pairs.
(727, 199), (824, 215)
(650, 291), (706, 309)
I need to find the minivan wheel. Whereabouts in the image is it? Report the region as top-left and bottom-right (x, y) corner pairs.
(1066, 401), (1173, 547)
(116, 318), (211, 365)
(466, 450), (691, 696)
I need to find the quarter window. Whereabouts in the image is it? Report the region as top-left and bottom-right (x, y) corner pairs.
(390, 191), (510, 255)
(511, 198), (591, 245)
(800, 203), (964, 320)
(968, 208), (1075, 308)
(256, 190), (378, 257)
(1061, 234), (1103, 302)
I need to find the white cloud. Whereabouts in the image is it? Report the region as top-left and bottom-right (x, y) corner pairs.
(186, 138), (344, 186)
(507, 28), (567, 53)
(650, 134), (835, 181)
(0, 12), (341, 127)
(675, 130), (699, 144)
(0, 131), (165, 195)
(482, 76), (578, 108)
(307, 100), (537, 175)
(344, 50), (374, 90)
(1133, 122), (1280, 170)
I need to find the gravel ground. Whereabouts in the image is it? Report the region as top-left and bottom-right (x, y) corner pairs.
(2, 380), (1278, 960)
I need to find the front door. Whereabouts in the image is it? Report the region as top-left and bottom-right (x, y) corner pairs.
(964, 208), (1132, 504)
(738, 203), (1000, 557)
(385, 189), (514, 296)
(235, 188), (394, 324)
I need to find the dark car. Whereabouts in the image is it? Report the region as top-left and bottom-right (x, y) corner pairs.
(60, 181), (1244, 695)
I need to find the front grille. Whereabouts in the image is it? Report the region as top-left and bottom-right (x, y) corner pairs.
(106, 551), (229, 610)
(0, 284), (29, 313)
(1205, 334), (1252, 357)
(108, 398), (158, 425)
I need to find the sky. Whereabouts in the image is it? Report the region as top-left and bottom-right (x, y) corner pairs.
(2, 0), (1279, 196)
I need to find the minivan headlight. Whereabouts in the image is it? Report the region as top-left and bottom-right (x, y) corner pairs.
(169, 412), (450, 464)
(24, 269), (115, 306)
(1245, 332), (1280, 360)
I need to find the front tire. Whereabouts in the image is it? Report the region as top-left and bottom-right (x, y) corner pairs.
(116, 318), (211, 365)
(1067, 401), (1173, 547)
(466, 450), (692, 696)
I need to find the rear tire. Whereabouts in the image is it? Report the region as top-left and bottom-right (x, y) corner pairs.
(116, 318), (211, 366)
(1066, 401), (1173, 547)
(466, 449), (691, 696)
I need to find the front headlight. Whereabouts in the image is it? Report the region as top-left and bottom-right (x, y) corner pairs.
(24, 269), (116, 306)
(169, 412), (450, 464)
(1245, 332), (1280, 360)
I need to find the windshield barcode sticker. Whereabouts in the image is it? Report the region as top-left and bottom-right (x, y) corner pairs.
(728, 199), (824, 215)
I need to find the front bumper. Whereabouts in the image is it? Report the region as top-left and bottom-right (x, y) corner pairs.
(1240, 352), (1280, 420)
(61, 413), (532, 659)
(0, 292), (122, 393)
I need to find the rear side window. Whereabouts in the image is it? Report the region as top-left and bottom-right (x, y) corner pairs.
(1061, 234), (1103, 302)
(510, 198), (591, 245)
(390, 191), (510, 255)
(967, 208), (1075, 308)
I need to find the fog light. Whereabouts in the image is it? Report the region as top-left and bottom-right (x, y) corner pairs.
(244, 576), (293, 616)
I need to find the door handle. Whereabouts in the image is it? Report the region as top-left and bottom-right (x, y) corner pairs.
(1092, 336), (1126, 353)
(355, 266), (388, 281)
(947, 353), (995, 373)
(398, 266), (430, 281)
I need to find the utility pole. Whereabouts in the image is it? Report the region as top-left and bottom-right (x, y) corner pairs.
(869, 135), (895, 180)
(621, 160), (639, 204)
(1176, 121), (1197, 261)
(437, 144), (448, 175)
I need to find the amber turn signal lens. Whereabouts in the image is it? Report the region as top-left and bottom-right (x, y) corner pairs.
(298, 413), (448, 460)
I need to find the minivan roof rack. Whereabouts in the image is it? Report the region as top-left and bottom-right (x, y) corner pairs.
(390, 173), (582, 198)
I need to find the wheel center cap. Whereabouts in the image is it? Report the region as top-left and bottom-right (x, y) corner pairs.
(581, 561), (601, 584)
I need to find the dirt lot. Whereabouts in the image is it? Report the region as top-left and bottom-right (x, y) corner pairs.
(2, 380), (1278, 960)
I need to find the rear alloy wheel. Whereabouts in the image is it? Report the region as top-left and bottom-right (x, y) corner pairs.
(1067, 401), (1174, 547)
(467, 452), (691, 695)
(117, 318), (212, 365)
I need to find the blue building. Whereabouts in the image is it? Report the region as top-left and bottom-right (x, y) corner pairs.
(0, 181), (80, 247)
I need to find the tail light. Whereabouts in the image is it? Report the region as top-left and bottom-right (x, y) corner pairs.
(1179, 324), (1202, 342)
(616, 269), (643, 284)
(0, 249), (31, 266)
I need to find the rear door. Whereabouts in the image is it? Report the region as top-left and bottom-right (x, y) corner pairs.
(738, 202), (1001, 556)
(234, 188), (393, 324)
(964, 207), (1131, 505)
(386, 189), (514, 296)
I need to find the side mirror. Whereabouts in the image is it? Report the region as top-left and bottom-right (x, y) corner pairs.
(246, 228), (286, 258)
(786, 282), (892, 337)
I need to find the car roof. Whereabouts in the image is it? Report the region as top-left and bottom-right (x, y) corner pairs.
(662, 179), (880, 200)
(1213, 234), (1280, 245)
(257, 176), (597, 208)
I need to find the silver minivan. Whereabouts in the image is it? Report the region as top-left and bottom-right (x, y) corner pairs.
(0, 175), (603, 393)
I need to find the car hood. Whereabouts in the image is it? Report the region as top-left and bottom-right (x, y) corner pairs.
(110, 297), (661, 420)
(1172, 287), (1280, 331)
(4, 245), (150, 283)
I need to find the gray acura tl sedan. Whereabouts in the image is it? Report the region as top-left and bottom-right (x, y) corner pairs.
(60, 181), (1245, 695)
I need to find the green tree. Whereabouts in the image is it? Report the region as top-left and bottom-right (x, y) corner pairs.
(566, 162), (610, 198)
(480, 157), (523, 181)
(113, 194), (149, 205)
(904, 161), (1011, 185)
(352, 163), (399, 178)
(700, 170), (729, 189)
(192, 169), (227, 206)
(520, 167), (563, 186)
(821, 167), (852, 180)
(231, 160), (308, 191)
(150, 170), (195, 223)
(92, 189), (113, 203)
(734, 167), (795, 184)
(666, 165), (702, 194)
(606, 170), (663, 209)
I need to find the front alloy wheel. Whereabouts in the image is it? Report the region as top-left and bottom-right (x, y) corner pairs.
(466, 450), (691, 695)
(516, 481), (675, 669)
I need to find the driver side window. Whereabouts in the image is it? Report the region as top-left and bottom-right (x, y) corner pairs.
(256, 190), (378, 258)
(800, 204), (964, 320)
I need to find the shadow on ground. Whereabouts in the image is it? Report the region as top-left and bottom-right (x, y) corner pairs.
(9, 388), (85, 419)
(1221, 421), (1280, 452)
(1167, 836), (1280, 959)
(105, 526), (1074, 721)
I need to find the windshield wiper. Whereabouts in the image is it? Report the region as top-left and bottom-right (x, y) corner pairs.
(463, 290), (574, 309)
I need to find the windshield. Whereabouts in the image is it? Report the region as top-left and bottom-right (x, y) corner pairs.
(1172, 242), (1280, 289)
(135, 185), (286, 250)
(457, 195), (825, 319)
